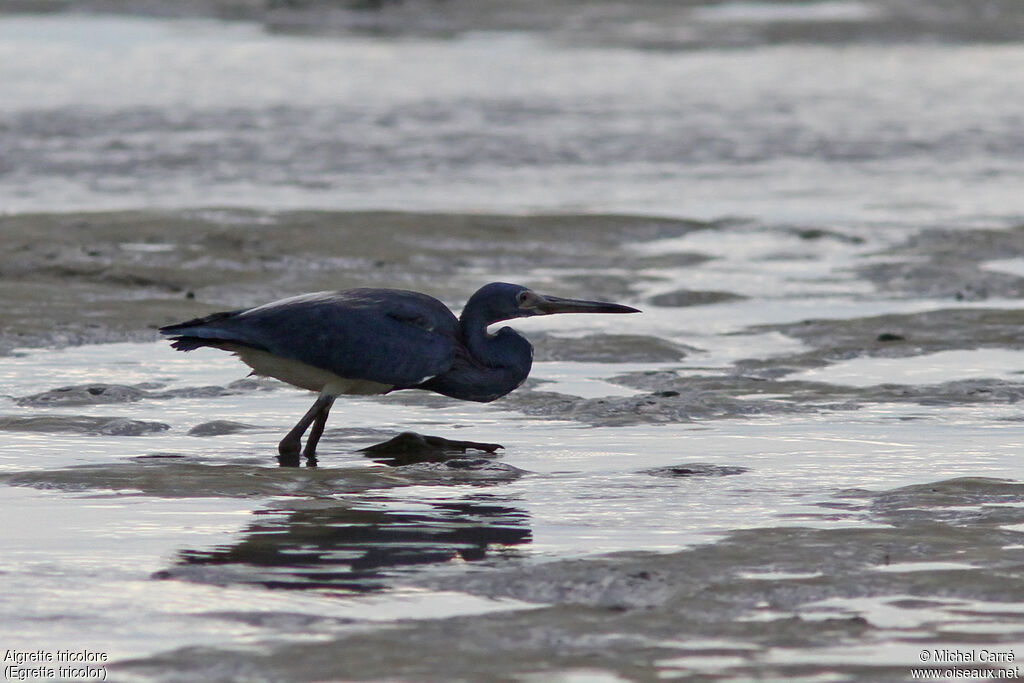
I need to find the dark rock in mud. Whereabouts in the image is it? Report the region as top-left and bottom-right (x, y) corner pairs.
(361, 431), (502, 455)
(647, 289), (746, 308)
(532, 333), (694, 363)
(187, 420), (258, 437)
(360, 431), (503, 466)
(0, 415), (170, 436)
(16, 383), (148, 407)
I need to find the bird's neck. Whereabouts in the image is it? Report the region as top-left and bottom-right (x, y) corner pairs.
(458, 314), (533, 400)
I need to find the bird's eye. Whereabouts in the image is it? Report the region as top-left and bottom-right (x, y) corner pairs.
(516, 290), (532, 307)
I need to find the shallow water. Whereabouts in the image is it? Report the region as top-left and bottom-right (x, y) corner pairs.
(2, 12), (1024, 224)
(2, 4), (1024, 682)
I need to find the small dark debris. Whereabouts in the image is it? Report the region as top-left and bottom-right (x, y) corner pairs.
(876, 332), (905, 342)
(791, 227), (865, 244)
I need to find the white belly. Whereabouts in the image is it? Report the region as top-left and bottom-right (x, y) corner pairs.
(233, 347), (392, 396)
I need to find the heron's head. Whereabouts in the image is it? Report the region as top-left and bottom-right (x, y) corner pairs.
(463, 282), (640, 325)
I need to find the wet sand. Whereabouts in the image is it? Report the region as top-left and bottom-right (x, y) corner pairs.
(0, 209), (699, 353)
(7, 209), (1024, 427)
(4, 209), (1024, 683)
(119, 477), (1024, 682)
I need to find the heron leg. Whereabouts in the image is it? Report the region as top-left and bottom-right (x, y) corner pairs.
(302, 396), (335, 460)
(279, 393), (334, 459)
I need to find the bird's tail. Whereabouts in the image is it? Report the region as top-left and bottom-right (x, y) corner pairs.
(163, 337), (211, 351)
(160, 310), (245, 352)
(159, 310), (239, 334)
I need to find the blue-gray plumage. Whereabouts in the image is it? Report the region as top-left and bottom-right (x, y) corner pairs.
(160, 282), (639, 460)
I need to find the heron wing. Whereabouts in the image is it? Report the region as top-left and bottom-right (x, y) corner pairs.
(161, 289), (460, 387)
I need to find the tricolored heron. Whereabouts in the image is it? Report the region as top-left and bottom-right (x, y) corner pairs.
(161, 282), (639, 462)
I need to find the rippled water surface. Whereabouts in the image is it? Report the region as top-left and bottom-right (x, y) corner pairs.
(2, 11), (1023, 222)
(2, 3), (1024, 681)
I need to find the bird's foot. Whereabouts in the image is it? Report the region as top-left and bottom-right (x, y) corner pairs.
(278, 436), (300, 457)
(277, 451), (318, 468)
(277, 453), (300, 467)
(360, 431), (503, 466)
(277, 437), (318, 468)
(300, 443), (320, 467)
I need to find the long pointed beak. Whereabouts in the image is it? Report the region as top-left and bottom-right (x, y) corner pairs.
(534, 294), (641, 315)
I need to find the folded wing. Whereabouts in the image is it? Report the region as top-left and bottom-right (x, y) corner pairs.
(160, 289), (460, 389)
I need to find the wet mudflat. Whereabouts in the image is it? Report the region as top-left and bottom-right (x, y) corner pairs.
(2, 3), (1024, 682)
(4, 215), (1024, 682)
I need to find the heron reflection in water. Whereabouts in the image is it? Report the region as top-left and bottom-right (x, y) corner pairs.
(172, 498), (532, 592)
(161, 282), (639, 464)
